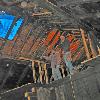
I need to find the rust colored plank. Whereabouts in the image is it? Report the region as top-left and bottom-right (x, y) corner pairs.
(46, 31), (61, 54)
(44, 29), (57, 45)
(80, 29), (90, 59)
(70, 40), (80, 53)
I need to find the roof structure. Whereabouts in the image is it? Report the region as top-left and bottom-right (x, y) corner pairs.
(0, 0), (100, 93)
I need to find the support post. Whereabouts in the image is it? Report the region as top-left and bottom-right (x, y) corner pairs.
(38, 61), (43, 84)
(44, 63), (48, 84)
(32, 61), (36, 83)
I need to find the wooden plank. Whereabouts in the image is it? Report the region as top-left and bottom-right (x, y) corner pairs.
(11, 24), (33, 57)
(70, 40), (80, 53)
(29, 38), (41, 55)
(80, 29), (90, 59)
(1, 34), (18, 57)
(32, 12), (52, 16)
(81, 55), (100, 64)
(29, 38), (45, 57)
(72, 47), (84, 61)
(46, 31), (61, 54)
(21, 35), (35, 56)
(44, 29), (57, 45)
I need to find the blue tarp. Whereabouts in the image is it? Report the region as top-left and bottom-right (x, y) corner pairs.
(0, 14), (15, 38)
(8, 18), (23, 40)
(0, 13), (23, 40)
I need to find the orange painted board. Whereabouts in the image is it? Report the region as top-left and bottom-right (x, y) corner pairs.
(44, 29), (57, 45)
(46, 31), (61, 53)
(70, 40), (80, 52)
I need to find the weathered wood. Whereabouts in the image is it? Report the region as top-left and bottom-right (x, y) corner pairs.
(32, 61), (37, 83)
(80, 29), (90, 59)
(11, 24), (33, 57)
(44, 63), (49, 84)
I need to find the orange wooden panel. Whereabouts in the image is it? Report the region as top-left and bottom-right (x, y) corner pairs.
(44, 29), (57, 45)
(70, 40), (80, 53)
(46, 31), (61, 54)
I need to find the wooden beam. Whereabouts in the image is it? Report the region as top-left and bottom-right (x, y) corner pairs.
(62, 28), (79, 31)
(32, 61), (37, 83)
(31, 12), (52, 16)
(34, 0), (68, 20)
(81, 55), (100, 64)
(18, 57), (34, 61)
(18, 57), (44, 63)
(80, 29), (90, 59)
